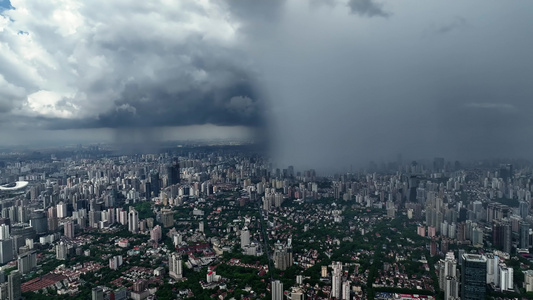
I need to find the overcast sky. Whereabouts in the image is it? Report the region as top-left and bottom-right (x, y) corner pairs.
(1, 0), (533, 171)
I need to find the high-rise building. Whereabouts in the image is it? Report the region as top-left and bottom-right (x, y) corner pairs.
(521, 222), (530, 249)
(0, 224), (10, 240)
(520, 201), (529, 220)
(341, 280), (351, 300)
(0, 239), (13, 264)
(167, 160), (180, 186)
(17, 251), (36, 275)
(499, 265), (513, 291)
(273, 242), (293, 271)
(7, 270), (21, 300)
(493, 220), (512, 253)
(47, 206), (58, 232)
(486, 253), (499, 285)
(89, 210), (101, 229)
(331, 262), (342, 299)
(150, 225), (162, 242)
(272, 280), (283, 300)
(29, 210), (48, 235)
(92, 287), (104, 300)
(198, 221), (204, 233)
(444, 276), (459, 300)
(56, 242), (67, 260)
(57, 202), (67, 218)
(128, 207), (139, 233)
(64, 221), (74, 239)
(169, 252), (182, 280)
(524, 270), (533, 292)
(150, 171), (160, 197)
(109, 255), (123, 270)
(161, 209), (174, 228)
(241, 227), (250, 249)
(461, 253), (487, 300)
(438, 252), (457, 290)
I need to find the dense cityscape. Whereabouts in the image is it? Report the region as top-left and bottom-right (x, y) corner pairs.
(1, 0), (533, 299)
(0, 144), (531, 299)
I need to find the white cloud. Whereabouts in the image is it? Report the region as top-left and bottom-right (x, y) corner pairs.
(0, 0), (242, 124)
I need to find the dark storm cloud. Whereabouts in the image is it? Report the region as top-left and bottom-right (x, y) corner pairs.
(0, 1), (267, 133)
(348, 0), (389, 18)
(2, 0), (533, 171)
(39, 48), (265, 130)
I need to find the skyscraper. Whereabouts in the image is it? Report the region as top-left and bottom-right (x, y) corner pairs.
(0, 239), (13, 264)
(461, 254), (487, 300)
(91, 287), (104, 300)
(331, 262), (342, 299)
(0, 224), (10, 240)
(521, 222), (530, 249)
(273, 242), (293, 271)
(520, 201), (529, 220)
(64, 221), (74, 239)
(7, 270), (21, 300)
(29, 210), (48, 235)
(271, 280), (283, 300)
(128, 207), (139, 233)
(161, 209), (174, 228)
(167, 160), (180, 186)
(444, 276), (459, 300)
(47, 206), (58, 232)
(169, 252), (182, 280)
(150, 171), (160, 197)
(241, 227), (250, 249)
(499, 265), (513, 291)
(17, 251), (36, 275)
(56, 242), (68, 260)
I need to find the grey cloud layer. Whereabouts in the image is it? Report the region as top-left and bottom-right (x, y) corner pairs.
(0, 1), (265, 129)
(2, 0), (533, 170)
(348, 0), (389, 17)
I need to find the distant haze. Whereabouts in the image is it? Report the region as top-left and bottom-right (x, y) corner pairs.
(1, 1), (533, 171)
